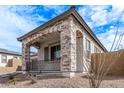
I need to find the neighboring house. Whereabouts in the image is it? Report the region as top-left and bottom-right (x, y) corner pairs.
(30, 53), (38, 62)
(0, 48), (21, 67)
(17, 6), (107, 77)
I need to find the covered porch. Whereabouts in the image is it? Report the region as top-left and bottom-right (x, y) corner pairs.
(27, 32), (61, 71)
(20, 16), (83, 77)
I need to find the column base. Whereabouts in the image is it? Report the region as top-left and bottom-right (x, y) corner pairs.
(62, 72), (75, 78)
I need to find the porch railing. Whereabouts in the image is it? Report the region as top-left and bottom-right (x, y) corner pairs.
(26, 60), (60, 71)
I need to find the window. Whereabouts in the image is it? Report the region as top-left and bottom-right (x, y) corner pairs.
(86, 39), (91, 51)
(86, 38), (91, 59)
(51, 45), (60, 61)
(14, 56), (18, 59)
(97, 49), (101, 53)
(94, 46), (98, 53)
(1, 55), (7, 63)
(94, 46), (101, 53)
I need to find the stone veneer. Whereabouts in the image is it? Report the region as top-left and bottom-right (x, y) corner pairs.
(22, 43), (30, 71)
(60, 16), (77, 77)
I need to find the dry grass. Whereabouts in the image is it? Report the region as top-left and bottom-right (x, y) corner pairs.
(0, 74), (124, 88)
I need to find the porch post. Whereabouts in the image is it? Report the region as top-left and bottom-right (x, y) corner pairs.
(22, 42), (30, 72)
(60, 17), (76, 78)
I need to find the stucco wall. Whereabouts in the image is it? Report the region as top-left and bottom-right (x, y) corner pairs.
(38, 39), (60, 61)
(0, 55), (14, 67)
(72, 17), (104, 73)
(0, 58), (22, 74)
(73, 18), (104, 53)
(0, 53), (21, 67)
(76, 36), (83, 72)
(82, 30), (103, 54)
(0, 55), (2, 66)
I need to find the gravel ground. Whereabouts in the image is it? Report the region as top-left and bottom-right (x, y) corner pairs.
(0, 74), (124, 88)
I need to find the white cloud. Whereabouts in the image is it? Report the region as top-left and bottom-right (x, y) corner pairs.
(43, 5), (69, 16)
(97, 27), (124, 51)
(0, 6), (47, 52)
(0, 5), (123, 53)
(30, 14), (48, 22)
(78, 7), (87, 17)
(10, 5), (36, 13)
(121, 13), (124, 22)
(44, 5), (60, 10)
(78, 5), (109, 27)
(78, 5), (124, 51)
(91, 9), (108, 26)
(78, 5), (124, 28)
(108, 6), (124, 23)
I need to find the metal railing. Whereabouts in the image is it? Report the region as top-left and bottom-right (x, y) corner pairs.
(26, 60), (60, 71)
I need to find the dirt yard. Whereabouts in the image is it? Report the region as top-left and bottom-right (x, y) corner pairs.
(0, 74), (124, 88)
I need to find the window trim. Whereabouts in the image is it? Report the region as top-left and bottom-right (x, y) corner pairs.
(94, 46), (98, 53)
(86, 38), (91, 51)
(85, 38), (91, 59)
(1, 54), (7, 63)
(94, 45), (101, 53)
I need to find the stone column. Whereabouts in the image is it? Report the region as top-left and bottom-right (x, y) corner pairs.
(22, 42), (30, 71)
(60, 17), (76, 78)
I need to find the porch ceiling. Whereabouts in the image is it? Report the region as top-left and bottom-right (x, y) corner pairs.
(31, 32), (60, 45)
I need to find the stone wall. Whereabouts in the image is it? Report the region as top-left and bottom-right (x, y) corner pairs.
(60, 16), (77, 73)
(22, 43), (30, 71)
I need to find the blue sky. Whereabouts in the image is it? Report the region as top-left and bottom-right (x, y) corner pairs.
(0, 5), (124, 52)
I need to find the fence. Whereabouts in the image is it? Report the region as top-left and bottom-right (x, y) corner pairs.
(91, 50), (124, 76)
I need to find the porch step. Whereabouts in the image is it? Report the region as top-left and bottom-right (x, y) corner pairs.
(37, 73), (65, 79)
(30, 73), (64, 79)
(28, 71), (71, 79)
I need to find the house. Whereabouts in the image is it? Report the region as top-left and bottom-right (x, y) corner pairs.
(0, 48), (21, 67)
(17, 6), (107, 77)
(30, 52), (38, 62)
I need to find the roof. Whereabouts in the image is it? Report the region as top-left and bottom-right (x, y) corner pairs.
(0, 48), (21, 56)
(17, 6), (107, 52)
